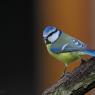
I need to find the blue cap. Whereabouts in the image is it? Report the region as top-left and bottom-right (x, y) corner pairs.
(43, 26), (56, 38)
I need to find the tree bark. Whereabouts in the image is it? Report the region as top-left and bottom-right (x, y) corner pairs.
(42, 57), (95, 95)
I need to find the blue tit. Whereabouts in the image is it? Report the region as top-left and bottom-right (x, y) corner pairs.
(43, 26), (95, 73)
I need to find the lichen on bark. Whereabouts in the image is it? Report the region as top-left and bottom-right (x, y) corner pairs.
(42, 57), (95, 95)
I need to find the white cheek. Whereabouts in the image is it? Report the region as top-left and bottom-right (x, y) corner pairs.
(48, 31), (60, 43)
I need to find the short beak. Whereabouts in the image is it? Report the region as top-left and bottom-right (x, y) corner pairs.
(44, 38), (50, 44)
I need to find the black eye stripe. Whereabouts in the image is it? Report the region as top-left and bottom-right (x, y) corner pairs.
(45, 29), (62, 44)
(47, 29), (58, 38)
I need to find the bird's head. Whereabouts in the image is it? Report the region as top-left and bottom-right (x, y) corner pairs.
(43, 26), (61, 45)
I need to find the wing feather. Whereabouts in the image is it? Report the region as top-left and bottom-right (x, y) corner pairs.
(50, 32), (87, 53)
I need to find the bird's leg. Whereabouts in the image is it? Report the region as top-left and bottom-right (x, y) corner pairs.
(63, 65), (67, 75)
(80, 58), (86, 64)
(60, 64), (67, 78)
(79, 56), (86, 65)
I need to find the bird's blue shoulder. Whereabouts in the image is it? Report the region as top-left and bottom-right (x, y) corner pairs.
(50, 47), (62, 54)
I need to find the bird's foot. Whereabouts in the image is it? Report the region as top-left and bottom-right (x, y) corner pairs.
(80, 58), (86, 65)
(60, 72), (65, 78)
(60, 72), (71, 79)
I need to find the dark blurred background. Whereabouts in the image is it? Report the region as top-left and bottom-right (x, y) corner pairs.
(0, 0), (95, 95)
(0, 0), (43, 95)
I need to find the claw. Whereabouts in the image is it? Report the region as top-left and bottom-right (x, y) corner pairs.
(80, 58), (86, 64)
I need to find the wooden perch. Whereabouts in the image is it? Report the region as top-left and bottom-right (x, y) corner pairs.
(42, 57), (95, 95)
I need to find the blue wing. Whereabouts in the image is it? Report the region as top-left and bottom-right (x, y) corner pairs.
(50, 38), (95, 57)
(49, 29), (95, 56)
(50, 34), (87, 53)
(83, 49), (95, 57)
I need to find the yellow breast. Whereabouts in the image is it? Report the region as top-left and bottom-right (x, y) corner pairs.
(46, 44), (84, 65)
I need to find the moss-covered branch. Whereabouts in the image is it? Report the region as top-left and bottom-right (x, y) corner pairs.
(42, 57), (95, 95)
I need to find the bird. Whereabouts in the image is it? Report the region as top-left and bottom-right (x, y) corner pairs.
(43, 26), (95, 74)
